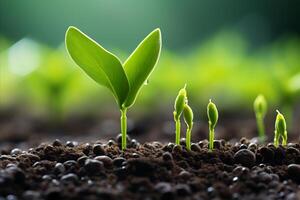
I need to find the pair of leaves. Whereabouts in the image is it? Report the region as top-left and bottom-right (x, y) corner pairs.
(65, 26), (161, 109)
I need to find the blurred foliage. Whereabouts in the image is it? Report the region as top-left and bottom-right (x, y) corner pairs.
(0, 30), (300, 123)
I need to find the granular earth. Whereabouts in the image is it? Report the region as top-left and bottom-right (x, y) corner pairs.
(0, 135), (300, 200)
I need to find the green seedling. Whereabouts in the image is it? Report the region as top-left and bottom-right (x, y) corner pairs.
(207, 99), (218, 151)
(173, 85), (187, 145)
(25, 49), (76, 126)
(183, 103), (193, 150)
(274, 110), (288, 147)
(65, 26), (161, 150)
(253, 94), (267, 142)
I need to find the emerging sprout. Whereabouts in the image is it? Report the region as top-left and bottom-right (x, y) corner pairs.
(274, 110), (288, 147)
(65, 26), (161, 150)
(173, 85), (187, 145)
(253, 94), (267, 141)
(183, 103), (193, 150)
(207, 99), (218, 151)
(174, 85), (187, 119)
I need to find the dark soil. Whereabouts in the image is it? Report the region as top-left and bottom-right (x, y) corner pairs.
(0, 135), (300, 200)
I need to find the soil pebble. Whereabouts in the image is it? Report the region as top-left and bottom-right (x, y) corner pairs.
(234, 149), (256, 168)
(92, 144), (106, 155)
(94, 155), (113, 168)
(287, 164), (300, 183)
(84, 159), (104, 174)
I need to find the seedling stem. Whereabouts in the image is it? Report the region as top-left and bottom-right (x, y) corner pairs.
(121, 108), (127, 151)
(175, 118), (181, 145)
(186, 126), (192, 150)
(256, 115), (265, 141)
(209, 127), (215, 151)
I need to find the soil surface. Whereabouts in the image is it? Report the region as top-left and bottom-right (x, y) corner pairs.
(0, 136), (300, 200)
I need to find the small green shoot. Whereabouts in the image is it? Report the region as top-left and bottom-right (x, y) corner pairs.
(173, 85), (187, 145)
(207, 99), (218, 151)
(253, 94), (267, 142)
(274, 110), (288, 147)
(183, 103), (193, 150)
(65, 26), (161, 150)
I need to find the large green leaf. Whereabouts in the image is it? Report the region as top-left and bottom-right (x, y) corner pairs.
(65, 26), (129, 107)
(123, 28), (162, 108)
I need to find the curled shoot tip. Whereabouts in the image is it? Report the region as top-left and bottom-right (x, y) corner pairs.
(207, 100), (218, 127)
(183, 104), (193, 129)
(183, 103), (193, 151)
(174, 86), (187, 119)
(254, 94), (267, 117)
(274, 110), (287, 147)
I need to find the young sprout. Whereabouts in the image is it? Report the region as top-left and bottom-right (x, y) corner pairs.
(253, 94), (267, 141)
(65, 26), (161, 150)
(183, 103), (193, 150)
(173, 85), (187, 145)
(207, 99), (218, 151)
(274, 110), (288, 147)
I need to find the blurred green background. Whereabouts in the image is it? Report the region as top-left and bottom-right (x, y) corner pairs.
(0, 1), (299, 143)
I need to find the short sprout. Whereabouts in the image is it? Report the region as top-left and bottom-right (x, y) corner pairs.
(173, 85), (187, 145)
(183, 103), (193, 150)
(253, 94), (267, 141)
(207, 99), (218, 150)
(274, 110), (288, 147)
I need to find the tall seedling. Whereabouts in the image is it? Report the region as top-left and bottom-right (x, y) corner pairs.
(65, 26), (161, 150)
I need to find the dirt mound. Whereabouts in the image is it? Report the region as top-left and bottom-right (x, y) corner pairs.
(0, 137), (300, 200)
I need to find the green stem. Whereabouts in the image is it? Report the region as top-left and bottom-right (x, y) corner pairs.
(256, 115), (265, 142)
(186, 126), (192, 150)
(175, 118), (181, 145)
(120, 108), (127, 151)
(209, 126), (214, 151)
(274, 131), (279, 147)
(282, 131), (287, 146)
(282, 137), (287, 146)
